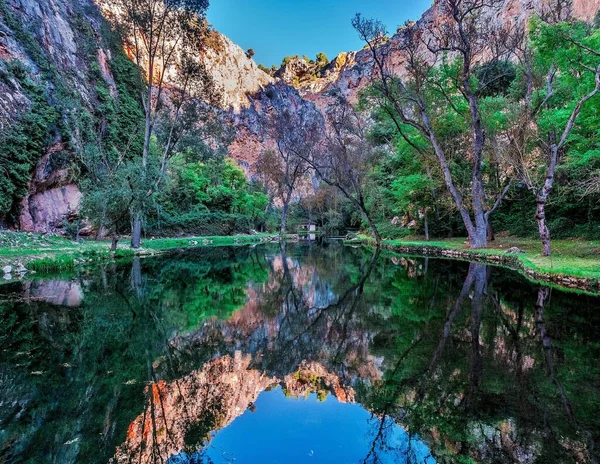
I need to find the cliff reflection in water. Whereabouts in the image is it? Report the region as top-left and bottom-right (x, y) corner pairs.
(0, 243), (598, 463)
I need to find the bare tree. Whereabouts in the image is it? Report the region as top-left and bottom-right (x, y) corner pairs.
(255, 103), (320, 236)
(353, 0), (513, 249)
(103, 0), (212, 248)
(301, 87), (382, 244)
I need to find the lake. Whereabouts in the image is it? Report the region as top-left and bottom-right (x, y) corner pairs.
(0, 242), (598, 463)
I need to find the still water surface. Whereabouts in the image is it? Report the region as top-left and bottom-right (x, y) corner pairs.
(0, 243), (598, 463)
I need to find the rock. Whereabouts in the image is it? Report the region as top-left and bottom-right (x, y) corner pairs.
(19, 184), (82, 233)
(2, 265), (12, 274)
(506, 247), (525, 254)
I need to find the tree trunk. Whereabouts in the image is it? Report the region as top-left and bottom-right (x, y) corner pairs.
(110, 235), (119, 252)
(130, 257), (143, 299)
(280, 201), (289, 237)
(466, 263), (487, 412)
(470, 182), (488, 250)
(536, 198), (552, 257)
(424, 212), (429, 241)
(487, 221), (495, 242)
(131, 211), (142, 249)
(469, 222), (488, 249)
(536, 145), (557, 257)
(358, 202), (381, 246)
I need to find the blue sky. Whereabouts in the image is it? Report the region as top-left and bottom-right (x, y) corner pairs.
(207, 0), (433, 68)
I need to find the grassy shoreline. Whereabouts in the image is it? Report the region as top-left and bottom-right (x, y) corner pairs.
(0, 231), (277, 273)
(349, 235), (600, 293)
(2, 231), (599, 293)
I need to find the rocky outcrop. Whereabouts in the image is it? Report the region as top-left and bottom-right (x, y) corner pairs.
(283, 360), (356, 403)
(2, 0), (599, 232)
(228, 81), (326, 172)
(22, 279), (83, 306)
(200, 31), (273, 111)
(0, 0), (117, 232)
(294, 0), (600, 104)
(111, 353), (357, 464)
(111, 353), (277, 464)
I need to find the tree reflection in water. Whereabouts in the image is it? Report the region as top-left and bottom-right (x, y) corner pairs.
(0, 243), (598, 463)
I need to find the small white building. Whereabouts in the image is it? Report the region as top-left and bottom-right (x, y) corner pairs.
(298, 221), (317, 232)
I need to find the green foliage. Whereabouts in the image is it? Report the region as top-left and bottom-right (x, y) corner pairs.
(474, 60), (516, 97)
(281, 54), (300, 66)
(358, 18), (600, 242)
(258, 63), (274, 75)
(0, 70), (59, 219)
(315, 52), (329, 66)
(155, 156), (269, 233)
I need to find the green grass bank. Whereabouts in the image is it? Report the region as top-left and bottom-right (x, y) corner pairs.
(0, 231), (278, 273)
(349, 235), (600, 294)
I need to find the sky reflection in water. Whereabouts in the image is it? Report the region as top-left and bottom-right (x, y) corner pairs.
(169, 386), (434, 464)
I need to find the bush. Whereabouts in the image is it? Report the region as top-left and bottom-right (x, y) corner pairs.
(146, 211), (253, 236)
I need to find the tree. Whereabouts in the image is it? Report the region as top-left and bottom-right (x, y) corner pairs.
(103, 0), (214, 248)
(507, 19), (600, 256)
(352, 0), (513, 249)
(301, 86), (382, 244)
(255, 87), (322, 236)
(316, 52), (329, 67)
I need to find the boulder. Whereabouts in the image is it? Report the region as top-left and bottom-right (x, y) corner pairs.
(506, 247), (525, 254)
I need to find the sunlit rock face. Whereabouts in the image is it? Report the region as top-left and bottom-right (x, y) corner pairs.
(2, 0), (599, 230)
(200, 32), (273, 112)
(111, 354), (277, 464)
(111, 354), (354, 464)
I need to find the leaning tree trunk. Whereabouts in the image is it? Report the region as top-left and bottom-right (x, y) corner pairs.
(357, 199), (381, 246)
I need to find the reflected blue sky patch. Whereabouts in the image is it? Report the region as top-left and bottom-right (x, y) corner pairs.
(169, 386), (435, 464)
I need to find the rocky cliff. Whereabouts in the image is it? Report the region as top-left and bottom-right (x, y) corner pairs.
(1, 0), (598, 232)
(0, 0), (116, 232)
(288, 0), (600, 104)
(0, 0), (275, 232)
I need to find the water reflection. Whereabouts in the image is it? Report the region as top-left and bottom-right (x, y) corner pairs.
(0, 243), (598, 463)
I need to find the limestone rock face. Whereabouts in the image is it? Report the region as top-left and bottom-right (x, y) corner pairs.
(200, 32), (273, 111)
(111, 354), (278, 464)
(229, 82), (326, 172)
(2, 0), (599, 232)
(19, 184), (81, 233)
